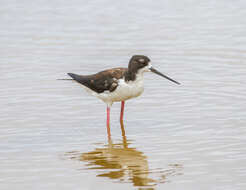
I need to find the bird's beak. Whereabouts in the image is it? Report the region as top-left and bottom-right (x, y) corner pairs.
(150, 67), (180, 85)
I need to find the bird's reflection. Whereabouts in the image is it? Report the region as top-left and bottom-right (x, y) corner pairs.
(65, 122), (182, 189)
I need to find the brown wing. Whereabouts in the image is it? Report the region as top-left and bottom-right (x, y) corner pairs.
(67, 68), (127, 93)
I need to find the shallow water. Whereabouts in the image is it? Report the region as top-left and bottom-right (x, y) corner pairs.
(1, 0), (246, 189)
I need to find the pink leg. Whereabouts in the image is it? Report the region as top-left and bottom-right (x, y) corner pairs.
(120, 101), (125, 122)
(106, 107), (111, 137)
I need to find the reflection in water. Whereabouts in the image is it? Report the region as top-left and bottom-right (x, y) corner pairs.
(65, 122), (183, 189)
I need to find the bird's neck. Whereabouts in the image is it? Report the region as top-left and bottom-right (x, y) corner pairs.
(124, 69), (144, 82)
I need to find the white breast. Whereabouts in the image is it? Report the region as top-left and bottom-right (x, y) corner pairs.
(96, 73), (145, 106)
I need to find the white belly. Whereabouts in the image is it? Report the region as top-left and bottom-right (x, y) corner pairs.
(96, 78), (144, 106)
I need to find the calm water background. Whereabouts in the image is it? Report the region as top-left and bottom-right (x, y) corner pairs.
(1, 0), (246, 189)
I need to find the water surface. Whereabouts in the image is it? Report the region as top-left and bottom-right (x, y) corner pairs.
(1, 0), (246, 189)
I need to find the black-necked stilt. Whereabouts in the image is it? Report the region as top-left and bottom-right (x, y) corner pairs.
(67, 55), (180, 133)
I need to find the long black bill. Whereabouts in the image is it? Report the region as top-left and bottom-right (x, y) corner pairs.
(150, 67), (180, 85)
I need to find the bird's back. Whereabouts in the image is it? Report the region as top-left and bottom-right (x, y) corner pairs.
(67, 68), (127, 94)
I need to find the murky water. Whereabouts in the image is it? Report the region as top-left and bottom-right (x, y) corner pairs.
(1, 0), (246, 189)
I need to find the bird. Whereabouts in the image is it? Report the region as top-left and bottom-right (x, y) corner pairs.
(67, 55), (180, 134)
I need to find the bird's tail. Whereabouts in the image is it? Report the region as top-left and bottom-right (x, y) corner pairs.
(67, 73), (90, 86)
(67, 73), (95, 92)
(57, 73), (79, 80)
(67, 73), (85, 81)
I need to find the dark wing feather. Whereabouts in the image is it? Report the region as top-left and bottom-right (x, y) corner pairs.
(67, 68), (127, 93)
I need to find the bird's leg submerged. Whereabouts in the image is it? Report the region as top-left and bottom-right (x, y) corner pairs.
(106, 106), (111, 137)
(120, 118), (128, 149)
(120, 101), (125, 123)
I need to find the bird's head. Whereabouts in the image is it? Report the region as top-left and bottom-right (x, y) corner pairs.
(128, 55), (180, 85)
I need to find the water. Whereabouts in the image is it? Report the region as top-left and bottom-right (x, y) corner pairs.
(1, 0), (246, 189)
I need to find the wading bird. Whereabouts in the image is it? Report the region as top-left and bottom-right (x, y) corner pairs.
(67, 55), (180, 134)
